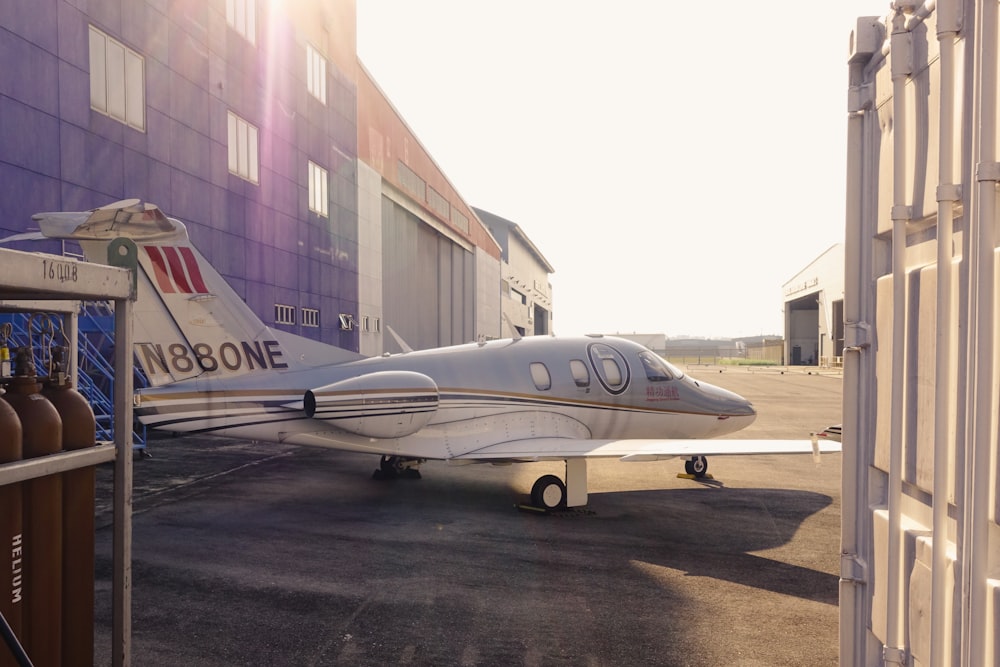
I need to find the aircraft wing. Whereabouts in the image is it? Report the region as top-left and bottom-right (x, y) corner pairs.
(452, 438), (841, 463)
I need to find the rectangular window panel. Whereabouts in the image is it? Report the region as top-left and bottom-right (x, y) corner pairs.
(308, 161), (328, 216)
(105, 39), (126, 122)
(451, 209), (469, 234)
(237, 120), (248, 177)
(227, 111), (259, 184)
(89, 26), (145, 131)
(89, 28), (106, 110)
(227, 113), (238, 173)
(302, 308), (320, 327)
(428, 187), (450, 221)
(275, 304), (295, 325)
(227, 0), (256, 44)
(247, 124), (259, 183)
(307, 44), (327, 104)
(397, 161), (426, 200)
(125, 51), (145, 129)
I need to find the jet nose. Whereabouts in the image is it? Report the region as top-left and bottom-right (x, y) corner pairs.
(698, 380), (757, 419)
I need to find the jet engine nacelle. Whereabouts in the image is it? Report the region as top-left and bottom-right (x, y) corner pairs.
(303, 371), (439, 439)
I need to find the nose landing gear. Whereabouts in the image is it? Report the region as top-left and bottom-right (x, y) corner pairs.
(684, 456), (709, 478)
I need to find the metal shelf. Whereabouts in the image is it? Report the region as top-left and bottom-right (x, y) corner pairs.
(0, 245), (134, 667)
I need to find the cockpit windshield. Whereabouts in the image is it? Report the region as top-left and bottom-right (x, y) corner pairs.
(664, 359), (685, 380)
(638, 351), (683, 382)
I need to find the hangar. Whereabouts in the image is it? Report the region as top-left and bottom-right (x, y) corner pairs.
(473, 208), (554, 338)
(782, 244), (844, 367)
(0, 0), (525, 357)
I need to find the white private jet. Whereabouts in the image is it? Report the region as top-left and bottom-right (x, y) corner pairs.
(30, 200), (839, 510)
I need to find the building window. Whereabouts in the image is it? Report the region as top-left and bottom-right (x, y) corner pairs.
(302, 307), (320, 328)
(308, 161), (329, 216)
(275, 304), (295, 325)
(428, 187), (450, 221)
(227, 112), (259, 183)
(451, 209), (469, 234)
(89, 26), (145, 131)
(306, 44), (327, 104)
(226, 0), (256, 44)
(397, 161), (426, 201)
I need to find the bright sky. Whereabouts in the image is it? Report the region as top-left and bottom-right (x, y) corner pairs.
(356, 1), (888, 339)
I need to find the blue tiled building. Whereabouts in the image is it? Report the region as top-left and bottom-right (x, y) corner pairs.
(2, 0), (509, 354)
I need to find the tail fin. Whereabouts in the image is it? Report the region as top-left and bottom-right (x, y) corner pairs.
(33, 200), (363, 386)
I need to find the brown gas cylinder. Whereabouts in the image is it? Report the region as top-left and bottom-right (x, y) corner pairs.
(2, 348), (62, 667)
(0, 390), (23, 667)
(42, 347), (95, 666)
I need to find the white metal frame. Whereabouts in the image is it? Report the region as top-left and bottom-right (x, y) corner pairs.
(0, 246), (134, 666)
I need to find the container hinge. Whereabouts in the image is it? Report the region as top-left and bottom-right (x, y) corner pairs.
(883, 645), (908, 665)
(844, 321), (871, 352)
(840, 553), (868, 583)
(976, 162), (1000, 182)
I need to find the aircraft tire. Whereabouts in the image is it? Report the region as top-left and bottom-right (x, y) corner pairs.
(685, 456), (708, 478)
(531, 475), (567, 510)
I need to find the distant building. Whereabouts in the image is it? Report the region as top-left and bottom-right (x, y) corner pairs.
(663, 337), (745, 362)
(474, 208), (554, 337)
(612, 333), (667, 355)
(782, 244), (845, 366)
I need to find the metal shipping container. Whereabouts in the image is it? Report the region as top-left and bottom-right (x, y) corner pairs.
(845, 1), (1000, 665)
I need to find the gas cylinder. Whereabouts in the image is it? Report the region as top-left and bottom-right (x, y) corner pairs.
(0, 389), (23, 667)
(42, 346), (95, 666)
(2, 348), (62, 667)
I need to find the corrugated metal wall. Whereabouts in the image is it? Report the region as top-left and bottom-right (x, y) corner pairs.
(382, 198), (474, 351)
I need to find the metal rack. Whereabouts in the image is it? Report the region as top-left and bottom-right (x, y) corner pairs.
(0, 246), (134, 666)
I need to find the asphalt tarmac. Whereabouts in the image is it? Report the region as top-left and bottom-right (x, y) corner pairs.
(93, 365), (843, 666)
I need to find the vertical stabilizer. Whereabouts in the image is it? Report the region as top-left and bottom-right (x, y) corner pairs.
(33, 201), (363, 386)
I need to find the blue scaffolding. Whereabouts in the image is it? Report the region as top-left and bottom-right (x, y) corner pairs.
(0, 303), (147, 449)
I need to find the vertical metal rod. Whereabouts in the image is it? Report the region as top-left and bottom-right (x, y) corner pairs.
(112, 295), (133, 667)
(962, 2), (995, 664)
(842, 55), (871, 667)
(885, 7), (912, 662)
(931, 2), (959, 663)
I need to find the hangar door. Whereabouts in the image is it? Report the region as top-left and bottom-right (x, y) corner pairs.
(382, 199), (475, 351)
(786, 293), (819, 365)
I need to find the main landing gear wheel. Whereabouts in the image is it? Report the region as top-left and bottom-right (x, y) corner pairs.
(684, 456), (708, 478)
(373, 455), (422, 480)
(530, 474), (567, 510)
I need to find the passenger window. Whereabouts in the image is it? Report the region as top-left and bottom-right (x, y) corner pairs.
(638, 350), (674, 382)
(530, 362), (551, 390)
(569, 359), (590, 387)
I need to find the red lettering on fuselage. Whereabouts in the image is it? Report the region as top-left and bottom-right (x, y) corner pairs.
(646, 385), (680, 401)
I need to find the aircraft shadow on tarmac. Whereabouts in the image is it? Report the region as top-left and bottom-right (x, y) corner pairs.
(270, 451), (839, 607)
(92, 444), (840, 666)
(98, 442), (839, 610)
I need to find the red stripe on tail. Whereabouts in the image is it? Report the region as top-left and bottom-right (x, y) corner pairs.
(179, 247), (209, 293)
(144, 246), (176, 293)
(161, 246), (193, 293)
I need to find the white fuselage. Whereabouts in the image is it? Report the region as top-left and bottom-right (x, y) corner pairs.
(136, 335), (756, 460)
